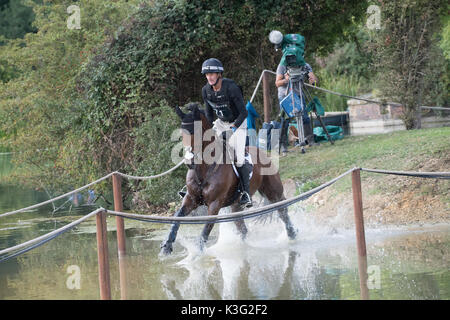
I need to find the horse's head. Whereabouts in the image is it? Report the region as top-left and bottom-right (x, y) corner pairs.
(174, 103), (211, 168)
(175, 103), (201, 132)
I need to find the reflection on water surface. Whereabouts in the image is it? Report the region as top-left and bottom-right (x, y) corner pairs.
(0, 209), (448, 300)
(0, 154), (448, 299)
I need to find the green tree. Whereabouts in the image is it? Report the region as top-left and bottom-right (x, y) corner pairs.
(0, 0), (39, 83)
(0, 0), (141, 193)
(314, 24), (375, 111)
(439, 14), (450, 60)
(0, 0), (37, 40)
(75, 0), (368, 206)
(368, 0), (448, 129)
(1, 0), (368, 208)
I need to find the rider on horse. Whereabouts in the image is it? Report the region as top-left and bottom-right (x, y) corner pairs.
(201, 58), (253, 208)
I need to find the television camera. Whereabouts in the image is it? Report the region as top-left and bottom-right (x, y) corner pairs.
(269, 30), (334, 154)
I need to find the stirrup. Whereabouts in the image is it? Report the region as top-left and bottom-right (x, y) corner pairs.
(178, 185), (187, 198)
(239, 192), (253, 208)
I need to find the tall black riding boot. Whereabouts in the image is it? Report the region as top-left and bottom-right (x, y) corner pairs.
(236, 162), (253, 208)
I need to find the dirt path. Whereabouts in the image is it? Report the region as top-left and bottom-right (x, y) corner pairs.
(283, 157), (450, 227)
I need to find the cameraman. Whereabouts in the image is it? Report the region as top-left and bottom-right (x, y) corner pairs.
(275, 62), (318, 151)
(275, 62), (318, 91)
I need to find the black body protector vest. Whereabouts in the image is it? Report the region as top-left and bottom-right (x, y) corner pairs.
(203, 78), (243, 123)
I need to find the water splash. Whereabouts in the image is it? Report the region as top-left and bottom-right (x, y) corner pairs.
(158, 200), (449, 299)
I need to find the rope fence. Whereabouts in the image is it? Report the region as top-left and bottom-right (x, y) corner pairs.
(254, 70), (450, 110)
(0, 208), (103, 262)
(114, 159), (184, 181)
(107, 167), (356, 224)
(252, 69), (388, 106)
(1, 166), (448, 264)
(420, 106), (449, 111)
(360, 168), (450, 179)
(0, 173), (114, 219)
(1, 70), (448, 298)
(0, 160), (184, 219)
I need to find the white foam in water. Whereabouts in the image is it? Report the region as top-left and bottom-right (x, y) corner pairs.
(177, 203), (348, 261)
(174, 199), (404, 260)
(211, 208), (286, 253)
(177, 234), (204, 263)
(163, 201), (449, 299)
(176, 207), (247, 264)
(172, 200), (399, 264)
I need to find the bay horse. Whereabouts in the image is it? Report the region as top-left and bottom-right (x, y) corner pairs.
(160, 103), (297, 255)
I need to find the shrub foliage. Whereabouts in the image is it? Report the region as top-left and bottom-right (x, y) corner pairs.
(1, 0), (367, 207)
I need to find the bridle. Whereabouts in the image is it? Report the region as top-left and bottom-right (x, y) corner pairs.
(181, 120), (202, 169)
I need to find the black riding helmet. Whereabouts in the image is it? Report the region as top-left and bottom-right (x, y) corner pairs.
(201, 58), (224, 74)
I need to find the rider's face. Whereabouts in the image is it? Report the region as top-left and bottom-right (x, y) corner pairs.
(205, 72), (221, 86)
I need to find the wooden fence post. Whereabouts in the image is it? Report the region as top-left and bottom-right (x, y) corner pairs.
(96, 210), (111, 300)
(263, 71), (271, 123)
(351, 168), (369, 300)
(112, 173), (128, 299)
(112, 173), (126, 257)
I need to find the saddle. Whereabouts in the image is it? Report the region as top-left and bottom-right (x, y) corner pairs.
(178, 136), (253, 207)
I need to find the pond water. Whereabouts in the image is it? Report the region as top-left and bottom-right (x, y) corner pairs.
(0, 154), (449, 300)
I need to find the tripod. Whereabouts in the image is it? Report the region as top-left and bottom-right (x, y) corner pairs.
(279, 67), (334, 154)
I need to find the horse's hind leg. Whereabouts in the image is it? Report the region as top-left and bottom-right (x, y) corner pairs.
(277, 204), (297, 240)
(199, 223), (214, 251)
(231, 203), (248, 240)
(260, 179), (297, 240)
(198, 200), (222, 251)
(262, 194), (297, 240)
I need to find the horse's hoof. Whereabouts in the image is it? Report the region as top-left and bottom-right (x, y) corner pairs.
(287, 227), (298, 240)
(160, 242), (173, 256)
(198, 238), (206, 252)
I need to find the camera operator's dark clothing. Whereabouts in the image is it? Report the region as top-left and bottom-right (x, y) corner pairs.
(202, 78), (248, 128)
(276, 63), (313, 101)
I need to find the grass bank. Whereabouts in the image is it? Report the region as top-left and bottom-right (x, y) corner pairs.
(278, 127), (449, 226)
(279, 127), (449, 189)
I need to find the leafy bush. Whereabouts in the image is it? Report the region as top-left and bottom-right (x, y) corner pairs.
(0, 0), (142, 193)
(314, 69), (363, 112)
(1, 0), (368, 208)
(75, 0), (368, 206)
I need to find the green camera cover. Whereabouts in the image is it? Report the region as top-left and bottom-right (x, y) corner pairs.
(280, 33), (306, 67)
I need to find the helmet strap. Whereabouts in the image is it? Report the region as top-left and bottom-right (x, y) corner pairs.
(212, 73), (222, 88)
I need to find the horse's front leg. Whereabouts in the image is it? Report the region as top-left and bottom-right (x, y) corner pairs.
(231, 203), (248, 240)
(198, 200), (222, 251)
(160, 195), (198, 256)
(159, 207), (184, 256)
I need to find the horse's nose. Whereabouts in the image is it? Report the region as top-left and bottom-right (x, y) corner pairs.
(184, 150), (194, 161)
